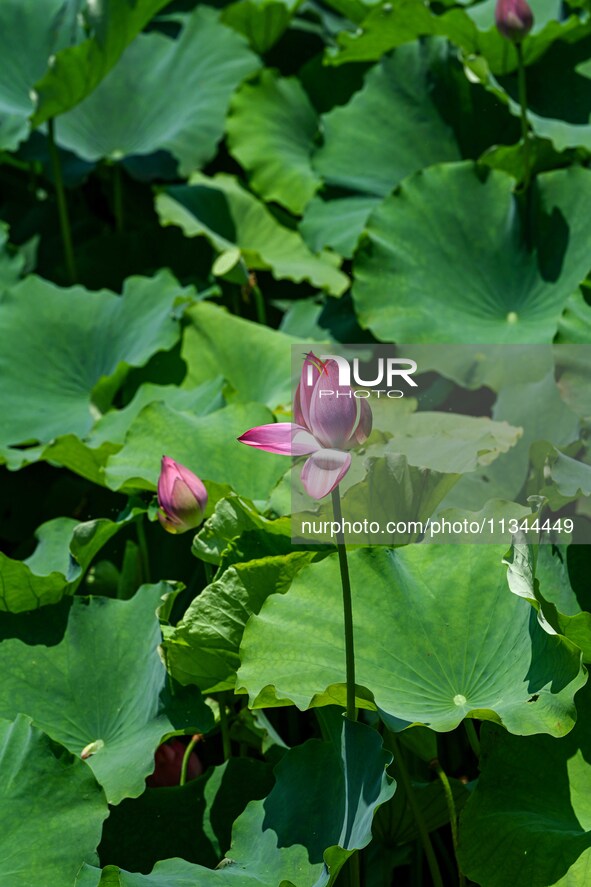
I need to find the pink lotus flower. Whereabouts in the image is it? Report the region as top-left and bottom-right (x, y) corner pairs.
(495, 0), (534, 42)
(238, 353), (372, 499)
(157, 456), (208, 534)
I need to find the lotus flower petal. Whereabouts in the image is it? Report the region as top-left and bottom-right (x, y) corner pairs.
(238, 423), (320, 456)
(300, 448), (351, 499)
(351, 397), (373, 446)
(308, 359), (360, 449)
(294, 351), (325, 430)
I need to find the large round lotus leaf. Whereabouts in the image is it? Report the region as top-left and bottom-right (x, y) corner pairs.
(0, 0), (70, 150)
(32, 0), (170, 126)
(0, 270), (191, 451)
(353, 163), (591, 343)
(55, 7), (259, 175)
(227, 69), (321, 214)
(458, 682), (591, 887)
(0, 585), (213, 804)
(314, 43), (460, 197)
(237, 545), (586, 735)
(0, 715), (107, 887)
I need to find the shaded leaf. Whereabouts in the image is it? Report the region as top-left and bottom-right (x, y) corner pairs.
(33, 0), (170, 126)
(459, 682), (591, 887)
(227, 70), (321, 214)
(55, 8), (259, 175)
(0, 270), (192, 454)
(156, 173), (348, 295)
(0, 513), (132, 613)
(0, 585), (214, 803)
(0, 715), (107, 887)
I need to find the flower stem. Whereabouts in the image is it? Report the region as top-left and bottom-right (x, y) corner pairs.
(432, 759), (465, 887)
(179, 734), (200, 786)
(331, 485), (357, 722)
(47, 118), (77, 284)
(515, 42), (531, 190)
(219, 693), (232, 761)
(391, 735), (444, 887)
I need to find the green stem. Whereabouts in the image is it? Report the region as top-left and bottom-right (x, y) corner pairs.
(252, 284), (266, 325)
(136, 518), (150, 585)
(179, 734), (200, 786)
(464, 719), (481, 758)
(432, 760), (465, 887)
(391, 736), (444, 887)
(113, 162), (124, 233)
(47, 118), (77, 283)
(331, 485), (357, 722)
(203, 561), (213, 586)
(515, 42), (531, 190)
(219, 693), (232, 761)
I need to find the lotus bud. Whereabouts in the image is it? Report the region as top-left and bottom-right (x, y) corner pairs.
(157, 456), (207, 534)
(495, 0), (534, 42)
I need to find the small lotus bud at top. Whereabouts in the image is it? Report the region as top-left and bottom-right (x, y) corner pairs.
(157, 456), (207, 534)
(495, 0), (534, 42)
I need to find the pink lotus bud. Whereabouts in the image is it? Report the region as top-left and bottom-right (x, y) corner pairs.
(495, 0), (534, 42)
(157, 456), (207, 534)
(146, 737), (203, 787)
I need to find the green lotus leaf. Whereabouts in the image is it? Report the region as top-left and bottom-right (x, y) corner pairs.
(0, 270), (193, 457)
(99, 758), (274, 872)
(0, 585), (214, 804)
(458, 682), (591, 887)
(182, 301), (302, 410)
(353, 163), (591, 343)
(557, 292), (591, 344)
(505, 544), (591, 662)
(314, 44), (460, 198)
(0, 513), (133, 613)
(237, 545), (587, 735)
(104, 401), (287, 501)
(164, 552), (312, 692)
(54, 8), (259, 175)
(221, 0), (302, 53)
(328, 0), (588, 73)
(0, 715), (107, 887)
(32, 0), (170, 126)
(300, 195), (380, 259)
(80, 718), (394, 886)
(227, 70), (321, 214)
(0, 0), (71, 150)
(192, 494), (292, 565)
(156, 173), (348, 295)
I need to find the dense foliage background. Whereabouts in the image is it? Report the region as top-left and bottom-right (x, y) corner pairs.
(1, 0), (591, 885)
